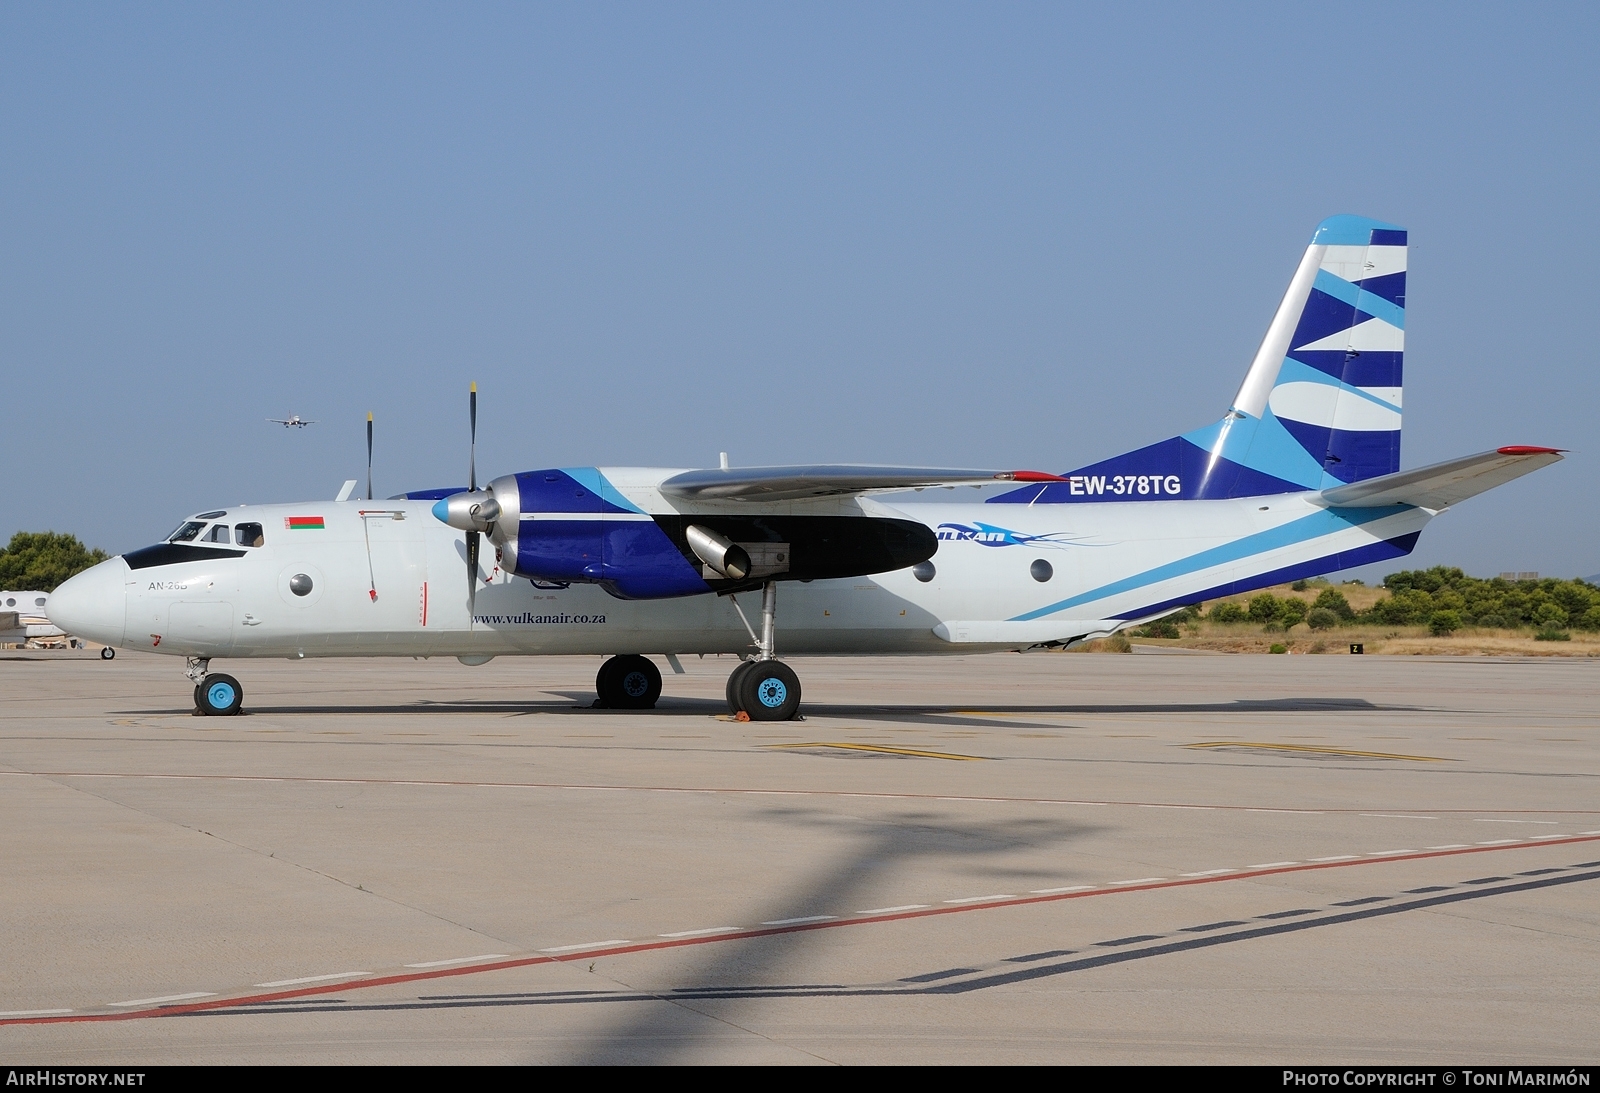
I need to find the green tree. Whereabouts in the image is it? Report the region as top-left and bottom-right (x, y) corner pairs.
(1428, 610), (1462, 636)
(1312, 588), (1355, 620)
(0, 531), (109, 592)
(1552, 582), (1595, 619)
(1307, 607), (1340, 630)
(1533, 603), (1569, 631)
(1209, 602), (1247, 623)
(1275, 597), (1308, 629)
(1368, 587), (1434, 625)
(1248, 593), (1281, 622)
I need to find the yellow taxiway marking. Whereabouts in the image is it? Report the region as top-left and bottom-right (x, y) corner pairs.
(767, 742), (990, 761)
(1184, 741), (1452, 763)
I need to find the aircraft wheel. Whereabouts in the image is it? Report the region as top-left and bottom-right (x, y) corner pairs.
(737, 660), (801, 721)
(198, 673), (244, 716)
(594, 657), (621, 706)
(614, 655), (661, 709)
(100, 646), (115, 660)
(725, 660), (756, 714)
(596, 655), (661, 709)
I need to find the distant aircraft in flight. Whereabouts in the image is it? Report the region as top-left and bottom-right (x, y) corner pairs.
(268, 415), (317, 428)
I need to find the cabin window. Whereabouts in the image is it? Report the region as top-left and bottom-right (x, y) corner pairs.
(202, 524), (231, 544)
(234, 523), (265, 548)
(169, 521), (206, 542)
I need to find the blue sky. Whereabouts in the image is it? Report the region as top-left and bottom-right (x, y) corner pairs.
(3, 4), (1595, 581)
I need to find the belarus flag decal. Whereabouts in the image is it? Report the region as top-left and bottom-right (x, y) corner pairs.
(285, 515), (326, 530)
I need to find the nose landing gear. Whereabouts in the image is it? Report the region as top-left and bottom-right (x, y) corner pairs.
(187, 657), (244, 716)
(724, 582), (802, 721)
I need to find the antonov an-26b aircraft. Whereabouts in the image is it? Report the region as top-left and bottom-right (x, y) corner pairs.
(50, 215), (1563, 719)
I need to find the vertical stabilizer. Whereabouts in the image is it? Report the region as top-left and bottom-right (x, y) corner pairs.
(993, 214), (1406, 505)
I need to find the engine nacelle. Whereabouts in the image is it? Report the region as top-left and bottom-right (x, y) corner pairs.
(497, 469), (713, 597)
(475, 467), (938, 600)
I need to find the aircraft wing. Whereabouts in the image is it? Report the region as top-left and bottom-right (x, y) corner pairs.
(658, 465), (1065, 502)
(1319, 446), (1564, 510)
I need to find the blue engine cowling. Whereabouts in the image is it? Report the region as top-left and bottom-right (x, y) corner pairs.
(494, 469), (711, 599)
(490, 468), (937, 601)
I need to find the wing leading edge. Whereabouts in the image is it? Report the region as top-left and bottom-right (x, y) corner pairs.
(659, 465), (1064, 502)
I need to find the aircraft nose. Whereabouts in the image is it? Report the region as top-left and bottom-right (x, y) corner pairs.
(48, 556), (129, 647)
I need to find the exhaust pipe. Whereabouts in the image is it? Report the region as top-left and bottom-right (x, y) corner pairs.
(686, 525), (751, 581)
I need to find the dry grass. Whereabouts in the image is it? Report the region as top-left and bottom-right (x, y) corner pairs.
(1067, 581), (1600, 656)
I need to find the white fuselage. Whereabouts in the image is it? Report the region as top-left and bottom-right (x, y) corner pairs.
(52, 477), (1432, 662)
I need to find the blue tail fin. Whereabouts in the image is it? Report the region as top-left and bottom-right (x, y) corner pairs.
(993, 214), (1406, 505)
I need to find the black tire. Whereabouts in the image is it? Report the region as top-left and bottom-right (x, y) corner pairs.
(597, 655), (661, 709)
(100, 646), (115, 660)
(595, 657), (622, 706)
(737, 660), (801, 721)
(198, 673), (243, 716)
(725, 659), (756, 714)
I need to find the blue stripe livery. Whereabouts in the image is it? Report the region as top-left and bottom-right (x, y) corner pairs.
(1311, 215), (1406, 246)
(993, 213), (1406, 505)
(1010, 506), (1408, 622)
(511, 468), (709, 599)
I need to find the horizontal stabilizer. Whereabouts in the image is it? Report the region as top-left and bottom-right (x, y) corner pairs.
(660, 465), (1063, 502)
(1318, 446), (1563, 510)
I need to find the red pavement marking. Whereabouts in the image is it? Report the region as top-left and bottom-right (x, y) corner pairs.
(5, 833), (1596, 1028)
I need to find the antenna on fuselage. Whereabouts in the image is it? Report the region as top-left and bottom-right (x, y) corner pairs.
(366, 411), (374, 501)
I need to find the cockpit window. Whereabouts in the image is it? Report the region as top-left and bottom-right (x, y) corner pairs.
(168, 521), (207, 542)
(201, 524), (231, 544)
(234, 522), (265, 548)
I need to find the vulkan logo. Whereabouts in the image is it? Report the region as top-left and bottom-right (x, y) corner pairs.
(935, 522), (1078, 548)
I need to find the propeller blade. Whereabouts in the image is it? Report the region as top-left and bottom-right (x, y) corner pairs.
(366, 411), (374, 501)
(466, 529), (479, 617)
(469, 382), (478, 493)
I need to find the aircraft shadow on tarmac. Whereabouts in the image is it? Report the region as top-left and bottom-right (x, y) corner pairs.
(198, 866), (1600, 1064)
(120, 695), (1419, 723)
(236, 805), (1107, 1061)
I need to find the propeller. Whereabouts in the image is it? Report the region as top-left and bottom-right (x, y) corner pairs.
(366, 411), (374, 501)
(466, 382), (480, 613)
(432, 383), (502, 619)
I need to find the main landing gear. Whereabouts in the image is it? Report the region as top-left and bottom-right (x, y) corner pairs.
(594, 654), (663, 709)
(187, 657), (243, 716)
(723, 582), (802, 721)
(593, 582), (802, 720)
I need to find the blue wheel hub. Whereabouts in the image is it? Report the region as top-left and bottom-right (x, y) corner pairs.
(622, 671), (650, 698)
(206, 681), (236, 708)
(756, 678), (788, 708)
